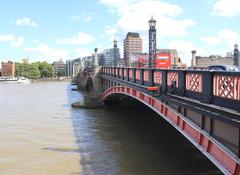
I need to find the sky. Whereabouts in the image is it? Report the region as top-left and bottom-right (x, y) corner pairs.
(0, 0), (240, 65)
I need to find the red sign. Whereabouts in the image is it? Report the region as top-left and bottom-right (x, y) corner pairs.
(156, 53), (171, 69)
(135, 53), (171, 69)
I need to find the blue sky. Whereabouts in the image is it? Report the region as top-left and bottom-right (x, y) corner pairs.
(0, 0), (240, 65)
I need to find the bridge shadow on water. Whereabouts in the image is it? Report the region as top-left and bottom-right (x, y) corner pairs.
(66, 84), (222, 175)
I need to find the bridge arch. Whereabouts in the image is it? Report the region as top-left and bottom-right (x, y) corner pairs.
(101, 86), (240, 175)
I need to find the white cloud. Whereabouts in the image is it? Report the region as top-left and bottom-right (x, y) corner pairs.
(16, 17), (38, 27)
(75, 48), (92, 57)
(212, 0), (240, 17)
(72, 15), (81, 20)
(57, 32), (96, 45)
(84, 16), (92, 21)
(0, 34), (24, 47)
(72, 14), (93, 21)
(101, 25), (118, 41)
(200, 29), (240, 50)
(24, 44), (69, 60)
(200, 36), (222, 45)
(100, 0), (195, 36)
(218, 29), (240, 47)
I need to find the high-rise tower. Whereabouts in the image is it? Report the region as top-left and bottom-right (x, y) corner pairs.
(124, 32), (142, 66)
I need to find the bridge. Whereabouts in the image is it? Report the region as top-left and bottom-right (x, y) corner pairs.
(76, 66), (240, 175)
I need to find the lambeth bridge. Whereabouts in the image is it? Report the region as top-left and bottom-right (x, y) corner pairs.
(76, 66), (240, 175)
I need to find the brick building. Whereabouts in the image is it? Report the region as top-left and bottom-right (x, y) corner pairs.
(1, 61), (15, 77)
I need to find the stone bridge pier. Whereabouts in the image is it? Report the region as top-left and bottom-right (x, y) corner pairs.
(73, 66), (103, 108)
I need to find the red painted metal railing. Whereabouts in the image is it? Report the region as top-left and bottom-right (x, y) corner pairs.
(154, 71), (162, 85)
(167, 72), (178, 88)
(213, 75), (240, 100)
(144, 70), (149, 82)
(129, 69), (133, 79)
(186, 73), (203, 92)
(136, 70), (140, 80)
(102, 67), (240, 111)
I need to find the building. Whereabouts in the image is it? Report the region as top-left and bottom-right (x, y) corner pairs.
(66, 60), (73, 77)
(1, 61), (15, 77)
(102, 49), (114, 66)
(101, 40), (120, 66)
(157, 49), (182, 68)
(191, 51), (234, 67)
(52, 60), (66, 77)
(124, 32), (142, 66)
(98, 53), (106, 66)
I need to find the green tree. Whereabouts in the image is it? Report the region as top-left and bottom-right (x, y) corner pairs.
(15, 63), (41, 79)
(33, 61), (53, 78)
(57, 69), (66, 77)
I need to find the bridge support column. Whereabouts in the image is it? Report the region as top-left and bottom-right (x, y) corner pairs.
(72, 66), (104, 109)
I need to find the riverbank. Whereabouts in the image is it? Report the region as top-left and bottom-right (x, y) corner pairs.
(31, 77), (72, 83)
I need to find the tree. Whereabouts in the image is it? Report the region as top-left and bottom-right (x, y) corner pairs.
(15, 62), (40, 79)
(33, 62), (53, 78)
(57, 69), (66, 77)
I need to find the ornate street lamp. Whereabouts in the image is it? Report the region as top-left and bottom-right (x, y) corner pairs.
(234, 43), (239, 66)
(148, 16), (157, 68)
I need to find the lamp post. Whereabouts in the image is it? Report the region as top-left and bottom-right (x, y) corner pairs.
(234, 43), (239, 66)
(148, 16), (156, 68)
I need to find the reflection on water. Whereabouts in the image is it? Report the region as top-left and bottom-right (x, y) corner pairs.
(69, 87), (222, 175)
(0, 82), (81, 175)
(0, 82), (222, 175)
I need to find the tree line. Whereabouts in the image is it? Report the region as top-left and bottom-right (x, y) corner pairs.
(15, 62), (54, 79)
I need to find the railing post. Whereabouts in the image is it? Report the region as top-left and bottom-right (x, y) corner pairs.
(140, 69), (144, 85)
(133, 68), (136, 83)
(127, 68), (130, 81)
(149, 69), (154, 86)
(178, 70), (186, 96)
(201, 71), (213, 104)
(121, 68), (124, 80)
(116, 68), (119, 78)
(162, 70), (167, 94)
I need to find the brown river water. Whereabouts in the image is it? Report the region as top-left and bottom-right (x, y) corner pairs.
(0, 82), (222, 175)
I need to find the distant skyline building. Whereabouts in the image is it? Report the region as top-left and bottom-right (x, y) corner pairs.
(101, 40), (120, 66)
(66, 60), (73, 77)
(1, 61), (15, 77)
(124, 32), (142, 66)
(192, 51), (234, 67)
(52, 60), (66, 77)
(98, 53), (106, 66)
(102, 49), (114, 66)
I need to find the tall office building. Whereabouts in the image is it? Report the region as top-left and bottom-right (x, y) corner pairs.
(102, 40), (120, 66)
(102, 49), (114, 66)
(124, 32), (142, 66)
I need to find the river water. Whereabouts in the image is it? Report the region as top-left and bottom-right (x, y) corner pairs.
(0, 82), (222, 175)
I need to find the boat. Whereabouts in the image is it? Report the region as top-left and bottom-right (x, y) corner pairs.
(0, 77), (31, 84)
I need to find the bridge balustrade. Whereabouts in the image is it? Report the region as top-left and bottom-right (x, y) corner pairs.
(102, 67), (240, 112)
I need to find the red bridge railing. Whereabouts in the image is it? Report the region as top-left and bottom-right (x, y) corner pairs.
(101, 67), (240, 112)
